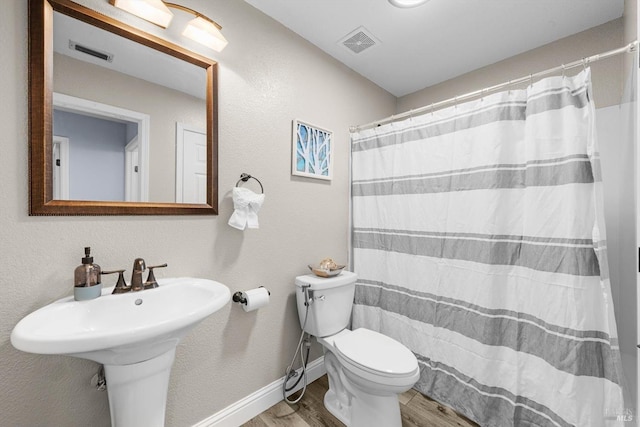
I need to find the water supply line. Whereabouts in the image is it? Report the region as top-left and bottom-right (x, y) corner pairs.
(91, 365), (107, 391)
(283, 284), (312, 404)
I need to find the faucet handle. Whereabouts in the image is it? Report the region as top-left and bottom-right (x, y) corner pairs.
(103, 269), (129, 294)
(144, 263), (168, 290)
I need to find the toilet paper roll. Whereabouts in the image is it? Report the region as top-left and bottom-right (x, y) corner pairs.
(242, 287), (270, 312)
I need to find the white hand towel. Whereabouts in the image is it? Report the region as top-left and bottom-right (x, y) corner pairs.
(228, 187), (265, 230)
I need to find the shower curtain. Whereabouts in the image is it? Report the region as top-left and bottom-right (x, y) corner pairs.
(350, 69), (625, 427)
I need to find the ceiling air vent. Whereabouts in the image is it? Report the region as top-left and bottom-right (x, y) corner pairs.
(340, 26), (379, 54)
(69, 40), (114, 63)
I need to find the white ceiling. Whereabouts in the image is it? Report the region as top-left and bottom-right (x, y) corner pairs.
(243, 0), (625, 97)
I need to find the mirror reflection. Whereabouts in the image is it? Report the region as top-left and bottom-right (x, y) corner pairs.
(52, 11), (207, 204)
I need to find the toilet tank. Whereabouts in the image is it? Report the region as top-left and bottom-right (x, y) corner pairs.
(295, 271), (357, 338)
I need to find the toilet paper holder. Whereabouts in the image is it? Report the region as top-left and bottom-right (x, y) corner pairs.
(232, 286), (271, 306)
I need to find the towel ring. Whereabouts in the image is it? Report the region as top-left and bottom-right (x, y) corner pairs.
(236, 173), (264, 193)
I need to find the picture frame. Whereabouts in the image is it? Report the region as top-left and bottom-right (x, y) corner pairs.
(292, 119), (333, 181)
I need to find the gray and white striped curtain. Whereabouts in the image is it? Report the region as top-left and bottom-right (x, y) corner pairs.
(350, 69), (625, 427)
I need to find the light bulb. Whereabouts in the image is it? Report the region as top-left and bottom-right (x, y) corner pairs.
(183, 17), (228, 52)
(388, 0), (430, 8)
(110, 0), (173, 28)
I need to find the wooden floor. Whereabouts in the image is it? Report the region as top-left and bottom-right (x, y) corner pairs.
(242, 375), (479, 427)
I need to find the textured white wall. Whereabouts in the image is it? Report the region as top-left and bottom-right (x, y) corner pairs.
(0, 1), (395, 426)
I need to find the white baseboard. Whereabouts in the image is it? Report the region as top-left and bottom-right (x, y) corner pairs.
(193, 356), (326, 427)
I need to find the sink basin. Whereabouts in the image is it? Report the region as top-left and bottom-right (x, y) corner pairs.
(11, 277), (230, 365)
(11, 277), (230, 427)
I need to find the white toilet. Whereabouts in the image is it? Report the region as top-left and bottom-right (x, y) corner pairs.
(295, 271), (420, 427)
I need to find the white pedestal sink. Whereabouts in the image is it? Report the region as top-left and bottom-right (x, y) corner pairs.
(11, 277), (230, 427)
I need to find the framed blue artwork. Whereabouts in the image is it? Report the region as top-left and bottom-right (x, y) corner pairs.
(292, 119), (333, 181)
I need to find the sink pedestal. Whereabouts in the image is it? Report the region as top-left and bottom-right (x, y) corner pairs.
(104, 348), (176, 427)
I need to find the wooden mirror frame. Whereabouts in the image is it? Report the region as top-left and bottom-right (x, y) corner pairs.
(29, 0), (218, 215)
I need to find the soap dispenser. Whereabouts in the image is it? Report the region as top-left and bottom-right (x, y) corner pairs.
(74, 247), (102, 301)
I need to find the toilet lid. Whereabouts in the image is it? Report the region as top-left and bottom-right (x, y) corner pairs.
(333, 328), (418, 378)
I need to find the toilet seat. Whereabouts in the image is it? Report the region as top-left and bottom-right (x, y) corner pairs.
(332, 328), (419, 386)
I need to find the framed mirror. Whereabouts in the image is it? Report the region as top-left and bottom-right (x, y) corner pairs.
(29, 0), (218, 215)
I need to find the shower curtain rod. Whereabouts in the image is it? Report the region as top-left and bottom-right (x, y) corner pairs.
(351, 40), (638, 132)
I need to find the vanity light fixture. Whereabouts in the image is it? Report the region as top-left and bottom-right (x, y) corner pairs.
(109, 0), (228, 52)
(180, 13), (228, 52)
(109, 0), (173, 28)
(388, 0), (431, 8)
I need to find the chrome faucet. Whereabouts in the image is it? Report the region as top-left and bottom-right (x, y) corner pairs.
(130, 258), (146, 292)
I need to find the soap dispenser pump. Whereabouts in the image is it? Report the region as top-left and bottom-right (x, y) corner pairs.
(74, 247), (102, 301)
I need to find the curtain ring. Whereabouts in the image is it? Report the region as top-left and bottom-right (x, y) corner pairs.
(561, 64), (566, 79)
(430, 103), (434, 115)
(508, 80), (512, 95)
(582, 58), (587, 70)
(454, 96), (458, 109)
(529, 74), (533, 87)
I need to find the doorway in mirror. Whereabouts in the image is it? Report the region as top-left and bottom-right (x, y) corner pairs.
(176, 123), (207, 204)
(52, 92), (150, 202)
